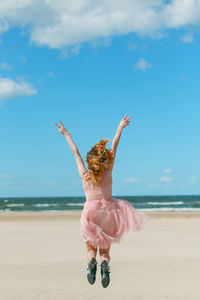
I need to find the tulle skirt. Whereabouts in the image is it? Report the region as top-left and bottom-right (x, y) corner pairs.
(80, 197), (149, 249)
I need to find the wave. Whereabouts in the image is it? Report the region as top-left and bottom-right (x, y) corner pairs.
(33, 204), (58, 207)
(147, 201), (184, 205)
(6, 204), (24, 207)
(66, 203), (84, 206)
(142, 208), (200, 211)
(32, 203), (84, 207)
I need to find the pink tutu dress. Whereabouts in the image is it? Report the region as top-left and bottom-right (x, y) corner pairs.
(80, 168), (149, 249)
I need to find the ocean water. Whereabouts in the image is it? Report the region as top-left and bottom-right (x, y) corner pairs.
(0, 195), (200, 212)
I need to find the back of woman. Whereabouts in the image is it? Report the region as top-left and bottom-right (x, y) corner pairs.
(82, 167), (112, 202)
(55, 114), (149, 288)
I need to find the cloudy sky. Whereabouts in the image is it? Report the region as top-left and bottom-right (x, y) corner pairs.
(0, 0), (200, 197)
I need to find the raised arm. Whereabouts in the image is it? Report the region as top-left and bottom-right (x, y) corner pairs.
(55, 120), (87, 179)
(111, 114), (132, 169)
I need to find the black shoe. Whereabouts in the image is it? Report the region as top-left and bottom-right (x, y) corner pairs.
(100, 260), (110, 288)
(87, 258), (97, 285)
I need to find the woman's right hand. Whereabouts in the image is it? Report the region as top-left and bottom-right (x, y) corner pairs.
(55, 120), (69, 136)
(119, 114), (132, 129)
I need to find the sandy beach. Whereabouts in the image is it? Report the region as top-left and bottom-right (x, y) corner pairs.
(0, 211), (200, 300)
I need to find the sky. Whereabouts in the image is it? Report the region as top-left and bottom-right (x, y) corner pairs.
(0, 0), (200, 197)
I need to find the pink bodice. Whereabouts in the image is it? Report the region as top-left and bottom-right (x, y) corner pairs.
(82, 168), (112, 202)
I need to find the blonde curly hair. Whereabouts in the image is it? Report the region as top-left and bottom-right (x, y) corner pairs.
(85, 138), (114, 185)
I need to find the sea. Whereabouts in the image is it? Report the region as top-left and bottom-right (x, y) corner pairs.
(0, 195), (200, 212)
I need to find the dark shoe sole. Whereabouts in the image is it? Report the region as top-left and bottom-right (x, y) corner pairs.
(101, 275), (110, 288)
(100, 260), (110, 288)
(87, 273), (96, 285)
(87, 258), (97, 285)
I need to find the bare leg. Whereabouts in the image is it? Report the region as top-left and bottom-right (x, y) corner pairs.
(99, 246), (111, 263)
(85, 241), (98, 262)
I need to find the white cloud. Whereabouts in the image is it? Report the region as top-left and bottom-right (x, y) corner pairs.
(59, 49), (68, 59)
(0, 181), (7, 186)
(123, 177), (140, 183)
(0, 174), (12, 178)
(128, 39), (138, 51)
(18, 54), (27, 63)
(180, 74), (187, 81)
(0, 63), (13, 70)
(163, 0), (200, 28)
(135, 58), (152, 71)
(190, 176), (198, 182)
(71, 44), (81, 55)
(29, 181), (35, 185)
(72, 180), (81, 185)
(102, 37), (112, 47)
(181, 32), (194, 43)
(91, 37), (112, 49)
(0, 18), (9, 34)
(0, 78), (37, 105)
(163, 168), (172, 174)
(44, 180), (59, 185)
(47, 72), (55, 77)
(0, 1), (200, 49)
(160, 176), (173, 182)
(147, 183), (160, 188)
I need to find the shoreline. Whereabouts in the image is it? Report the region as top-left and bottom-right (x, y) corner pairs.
(0, 210), (200, 221)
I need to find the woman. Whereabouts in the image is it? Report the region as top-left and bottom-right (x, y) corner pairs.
(55, 114), (148, 288)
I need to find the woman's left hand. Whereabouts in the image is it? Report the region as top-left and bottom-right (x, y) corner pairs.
(55, 120), (69, 136)
(119, 114), (132, 129)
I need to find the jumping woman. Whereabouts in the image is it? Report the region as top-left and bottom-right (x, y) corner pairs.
(55, 114), (148, 288)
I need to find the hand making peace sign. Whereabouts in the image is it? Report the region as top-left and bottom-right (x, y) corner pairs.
(54, 120), (69, 136)
(119, 114), (132, 129)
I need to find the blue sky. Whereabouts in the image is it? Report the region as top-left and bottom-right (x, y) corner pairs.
(0, 1), (200, 197)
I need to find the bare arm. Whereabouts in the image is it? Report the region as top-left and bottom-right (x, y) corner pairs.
(55, 120), (87, 178)
(111, 114), (132, 169)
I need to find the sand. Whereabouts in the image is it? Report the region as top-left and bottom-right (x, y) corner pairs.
(0, 211), (200, 300)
